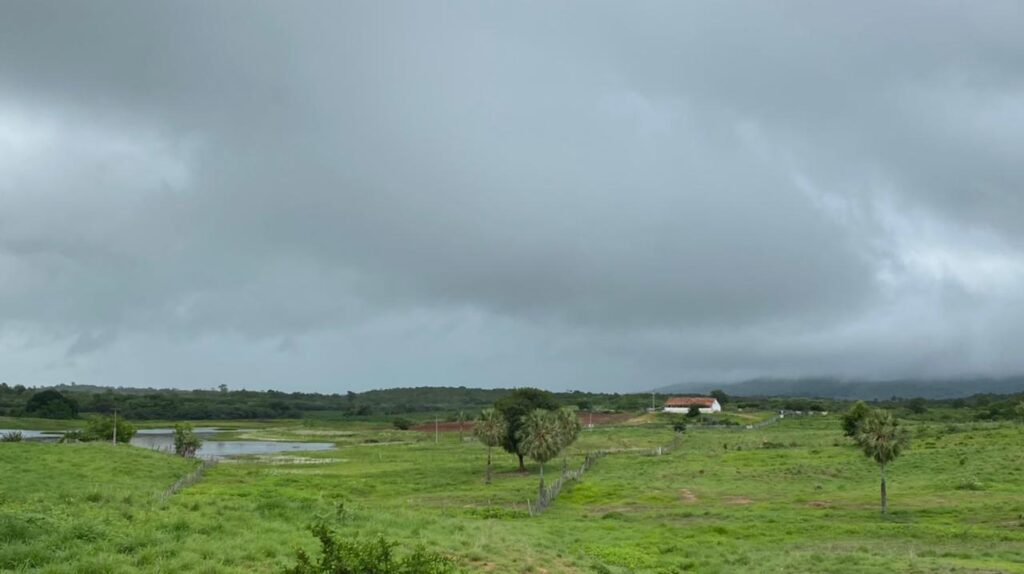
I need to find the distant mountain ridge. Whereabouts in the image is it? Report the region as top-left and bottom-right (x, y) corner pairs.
(655, 376), (1024, 400)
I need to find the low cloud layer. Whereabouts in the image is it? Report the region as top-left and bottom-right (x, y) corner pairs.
(1, 2), (1023, 391)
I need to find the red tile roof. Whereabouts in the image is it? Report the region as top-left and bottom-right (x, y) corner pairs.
(665, 396), (717, 407)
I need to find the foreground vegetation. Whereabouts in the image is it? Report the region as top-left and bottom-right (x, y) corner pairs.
(2, 410), (1024, 573)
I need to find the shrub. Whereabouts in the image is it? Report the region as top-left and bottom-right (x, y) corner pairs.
(173, 423), (203, 457)
(284, 524), (454, 574)
(59, 430), (84, 443)
(81, 415), (136, 443)
(391, 418), (413, 431)
(955, 477), (984, 491)
(0, 431), (22, 442)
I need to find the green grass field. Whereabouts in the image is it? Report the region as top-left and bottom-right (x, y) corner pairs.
(2, 414), (1023, 573)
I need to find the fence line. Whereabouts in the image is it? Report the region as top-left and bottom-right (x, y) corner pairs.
(161, 457), (217, 499)
(527, 443), (676, 516)
(694, 414), (783, 431)
(525, 418), (784, 515)
(528, 450), (606, 515)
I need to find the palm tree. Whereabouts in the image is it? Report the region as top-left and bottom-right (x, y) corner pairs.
(555, 407), (582, 446)
(518, 409), (563, 497)
(855, 409), (911, 514)
(473, 409), (507, 484)
(554, 407), (582, 471)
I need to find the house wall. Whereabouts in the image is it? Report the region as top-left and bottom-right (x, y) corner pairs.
(663, 400), (721, 414)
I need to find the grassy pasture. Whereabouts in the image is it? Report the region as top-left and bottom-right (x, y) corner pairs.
(1, 414), (1023, 573)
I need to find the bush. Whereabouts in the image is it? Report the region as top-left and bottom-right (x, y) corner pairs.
(955, 477), (985, 491)
(81, 415), (136, 443)
(0, 431), (22, 442)
(59, 430), (84, 443)
(391, 418), (414, 431)
(173, 423), (203, 457)
(285, 524), (454, 574)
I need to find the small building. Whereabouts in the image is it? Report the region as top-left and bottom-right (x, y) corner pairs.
(664, 396), (721, 414)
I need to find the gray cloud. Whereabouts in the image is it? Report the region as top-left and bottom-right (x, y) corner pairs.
(1, 1), (1022, 391)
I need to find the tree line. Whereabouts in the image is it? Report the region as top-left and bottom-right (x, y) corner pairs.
(4, 381), (1023, 423)
(0, 383), (669, 420)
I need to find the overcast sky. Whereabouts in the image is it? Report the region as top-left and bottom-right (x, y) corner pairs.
(1, 2), (1022, 393)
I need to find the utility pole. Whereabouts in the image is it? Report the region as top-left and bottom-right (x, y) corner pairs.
(434, 417), (439, 444)
(112, 409), (117, 445)
(651, 392), (656, 411)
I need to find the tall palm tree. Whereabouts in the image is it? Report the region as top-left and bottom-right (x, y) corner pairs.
(554, 407), (582, 471)
(555, 407), (582, 446)
(518, 409), (563, 497)
(855, 409), (911, 514)
(473, 409), (507, 484)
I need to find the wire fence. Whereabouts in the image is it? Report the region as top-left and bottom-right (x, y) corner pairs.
(161, 458), (217, 499)
(526, 443), (675, 516)
(524, 416), (787, 515)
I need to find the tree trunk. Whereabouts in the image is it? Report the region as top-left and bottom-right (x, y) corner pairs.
(517, 453), (526, 472)
(485, 447), (492, 485)
(880, 463), (887, 515)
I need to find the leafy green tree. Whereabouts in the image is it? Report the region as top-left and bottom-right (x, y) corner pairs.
(517, 409), (563, 496)
(82, 415), (137, 443)
(709, 389), (729, 405)
(391, 418), (413, 430)
(686, 405), (701, 418)
(904, 397), (928, 414)
(25, 390), (79, 419)
(855, 409), (911, 514)
(671, 418), (687, 433)
(494, 388), (559, 471)
(173, 423), (203, 457)
(473, 408), (507, 484)
(1014, 401), (1024, 421)
(841, 400), (870, 437)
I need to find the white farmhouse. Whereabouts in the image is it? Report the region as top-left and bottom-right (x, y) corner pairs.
(663, 396), (721, 414)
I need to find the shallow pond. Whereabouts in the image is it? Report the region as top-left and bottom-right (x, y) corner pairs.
(0, 429), (66, 439)
(1, 427), (334, 459)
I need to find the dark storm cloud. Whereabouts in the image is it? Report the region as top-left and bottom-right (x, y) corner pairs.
(1, 2), (1022, 391)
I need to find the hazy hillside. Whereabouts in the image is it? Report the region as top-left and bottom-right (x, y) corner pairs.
(656, 376), (1024, 400)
